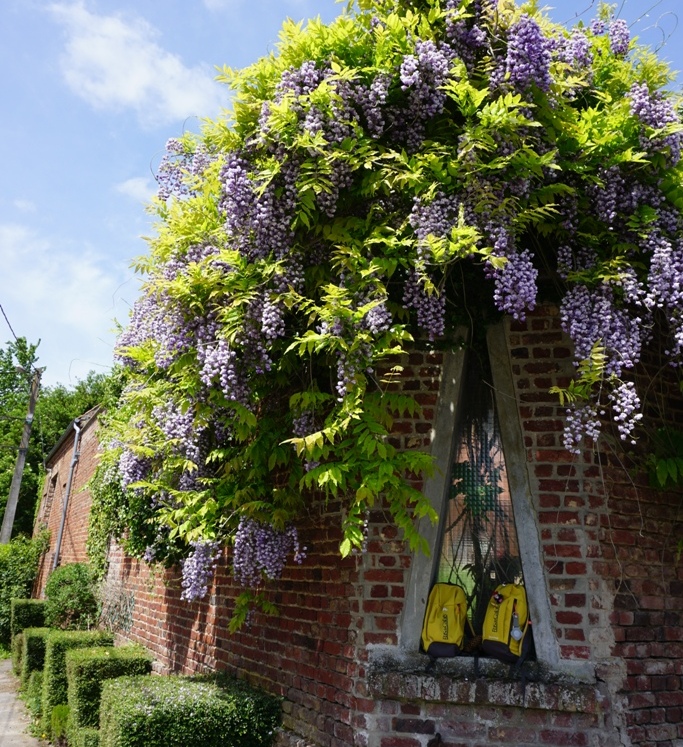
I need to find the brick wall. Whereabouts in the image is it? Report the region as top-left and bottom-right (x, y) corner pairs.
(35, 311), (683, 746)
(103, 496), (365, 747)
(33, 411), (100, 596)
(508, 308), (683, 745)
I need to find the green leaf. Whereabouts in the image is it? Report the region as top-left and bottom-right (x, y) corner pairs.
(666, 458), (679, 483)
(656, 459), (669, 488)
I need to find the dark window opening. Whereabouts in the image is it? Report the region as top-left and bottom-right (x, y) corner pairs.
(436, 348), (524, 635)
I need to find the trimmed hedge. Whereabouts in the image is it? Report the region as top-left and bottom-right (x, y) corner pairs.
(66, 645), (153, 730)
(70, 728), (100, 747)
(42, 629), (114, 733)
(11, 631), (23, 676)
(0, 533), (49, 645)
(24, 670), (43, 720)
(99, 675), (281, 747)
(21, 627), (51, 687)
(51, 704), (70, 743)
(11, 598), (46, 639)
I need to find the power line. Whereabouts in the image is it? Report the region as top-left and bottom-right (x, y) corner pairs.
(0, 301), (19, 342)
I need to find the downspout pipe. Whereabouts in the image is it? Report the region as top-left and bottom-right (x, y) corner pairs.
(52, 418), (82, 571)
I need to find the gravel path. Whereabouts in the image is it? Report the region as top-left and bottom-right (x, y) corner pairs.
(0, 659), (44, 747)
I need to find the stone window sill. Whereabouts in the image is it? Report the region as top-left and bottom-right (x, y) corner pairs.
(367, 650), (606, 714)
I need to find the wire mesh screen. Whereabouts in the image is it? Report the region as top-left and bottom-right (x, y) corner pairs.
(436, 349), (523, 633)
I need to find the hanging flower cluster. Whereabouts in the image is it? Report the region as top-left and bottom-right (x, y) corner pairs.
(93, 0), (683, 621)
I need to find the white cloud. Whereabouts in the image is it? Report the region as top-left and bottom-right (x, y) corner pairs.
(202, 0), (319, 14)
(0, 223), (134, 385)
(202, 0), (242, 9)
(115, 176), (156, 203)
(49, 2), (225, 128)
(13, 199), (37, 213)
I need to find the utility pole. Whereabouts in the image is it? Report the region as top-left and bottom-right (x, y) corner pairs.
(0, 367), (42, 544)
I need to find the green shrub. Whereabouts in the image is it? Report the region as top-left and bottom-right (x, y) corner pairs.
(0, 532), (49, 645)
(66, 645), (153, 730)
(99, 675), (281, 747)
(24, 670), (43, 719)
(11, 598), (46, 639)
(12, 631), (23, 675)
(20, 627), (50, 687)
(42, 629), (113, 735)
(51, 704), (70, 744)
(70, 727), (100, 747)
(44, 563), (98, 630)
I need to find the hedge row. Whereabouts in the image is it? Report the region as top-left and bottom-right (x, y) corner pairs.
(11, 598), (46, 639)
(24, 670), (43, 720)
(0, 534), (49, 645)
(12, 631), (23, 675)
(21, 627), (50, 687)
(10, 593), (280, 747)
(41, 629), (114, 732)
(71, 728), (100, 747)
(99, 675), (281, 747)
(66, 645), (153, 730)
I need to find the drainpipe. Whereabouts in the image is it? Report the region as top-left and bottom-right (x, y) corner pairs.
(52, 418), (82, 571)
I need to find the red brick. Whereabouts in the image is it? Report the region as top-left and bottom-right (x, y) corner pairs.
(539, 729), (588, 745)
(31, 317), (683, 747)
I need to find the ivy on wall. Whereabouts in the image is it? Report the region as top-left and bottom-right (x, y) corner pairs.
(90, 0), (683, 622)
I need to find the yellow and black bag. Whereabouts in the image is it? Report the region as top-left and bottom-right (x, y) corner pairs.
(481, 583), (532, 664)
(421, 583), (469, 658)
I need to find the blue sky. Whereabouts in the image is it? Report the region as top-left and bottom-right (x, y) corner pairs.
(0, 0), (680, 387)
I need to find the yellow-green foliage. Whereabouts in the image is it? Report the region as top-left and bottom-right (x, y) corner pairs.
(93, 0), (683, 626)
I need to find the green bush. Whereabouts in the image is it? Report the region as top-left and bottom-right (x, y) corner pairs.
(21, 627), (50, 687)
(11, 597), (46, 638)
(24, 670), (43, 720)
(44, 563), (98, 630)
(51, 704), (70, 744)
(66, 645), (153, 730)
(12, 631), (23, 675)
(99, 675), (281, 747)
(70, 727), (100, 747)
(42, 629), (113, 735)
(0, 532), (49, 645)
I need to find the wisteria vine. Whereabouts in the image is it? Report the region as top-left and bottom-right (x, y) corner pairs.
(91, 0), (683, 624)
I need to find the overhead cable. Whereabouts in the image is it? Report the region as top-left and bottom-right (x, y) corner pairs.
(0, 301), (19, 342)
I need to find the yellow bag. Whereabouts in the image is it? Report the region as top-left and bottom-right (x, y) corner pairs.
(421, 583), (468, 658)
(482, 583), (531, 663)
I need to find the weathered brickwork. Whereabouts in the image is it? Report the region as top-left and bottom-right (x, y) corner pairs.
(102, 498), (366, 747)
(506, 307), (683, 746)
(33, 409), (100, 596)
(507, 309), (600, 661)
(32, 310), (683, 746)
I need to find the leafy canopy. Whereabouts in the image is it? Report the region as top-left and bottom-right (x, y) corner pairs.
(0, 338), (121, 538)
(94, 0), (683, 616)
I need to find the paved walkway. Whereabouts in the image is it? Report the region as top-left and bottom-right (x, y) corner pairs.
(0, 659), (44, 747)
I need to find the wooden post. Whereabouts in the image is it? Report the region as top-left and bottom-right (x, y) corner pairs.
(0, 367), (42, 543)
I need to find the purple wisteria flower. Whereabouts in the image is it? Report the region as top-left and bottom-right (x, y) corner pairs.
(232, 518), (306, 588)
(628, 83), (682, 165)
(608, 19), (630, 56)
(608, 380), (642, 444)
(489, 249), (538, 321)
(563, 403), (601, 454)
(506, 15), (553, 93)
(180, 540), (221, 602)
